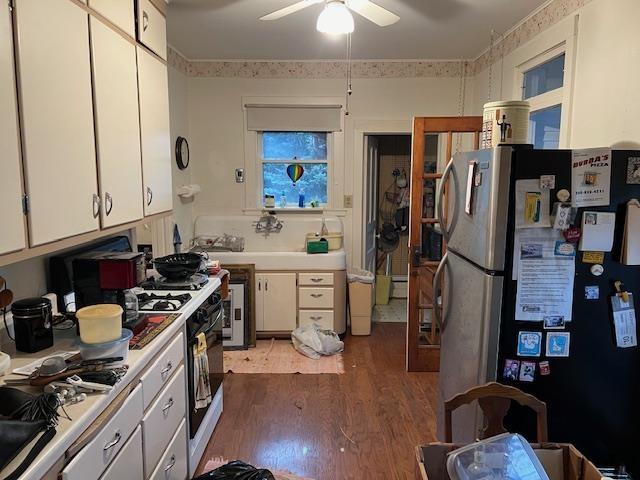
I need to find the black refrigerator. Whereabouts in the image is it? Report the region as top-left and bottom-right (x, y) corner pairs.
(436, 146), (639, 476)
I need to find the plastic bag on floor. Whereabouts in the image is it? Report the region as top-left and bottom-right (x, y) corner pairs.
(291, 324), (344, 360)
(194, 460), (275, 480)
(347, 269), (374, 283)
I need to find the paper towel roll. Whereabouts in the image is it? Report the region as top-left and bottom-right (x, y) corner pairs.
(177, 184), (202, 198)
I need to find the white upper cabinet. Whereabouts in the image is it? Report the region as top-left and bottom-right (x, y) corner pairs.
(88, 0), (135, 38)
(136, 0), (167, 60)
(137, 46), (173, 216)
(0, 2), (26, 255)
(90, 17), (143, 228)
(15, 0), (99, 246)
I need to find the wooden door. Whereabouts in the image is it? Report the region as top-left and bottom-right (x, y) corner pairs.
(407, 117), (483, 372)
(137, 46), (172, 216)
(15, 0), (99, 246)
(0, 3), (26, 255)
(90, 17), (144, 228)
(262, 273), (297, 331)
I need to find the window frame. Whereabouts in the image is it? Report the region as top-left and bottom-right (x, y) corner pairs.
(256, 131), (333, 210)
(515, 43), (573, 148)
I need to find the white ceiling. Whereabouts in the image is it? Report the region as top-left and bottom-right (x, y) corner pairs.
(167, 0), (549, 61)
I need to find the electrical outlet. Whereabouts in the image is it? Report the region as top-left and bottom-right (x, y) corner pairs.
(344, 195), (353, 208)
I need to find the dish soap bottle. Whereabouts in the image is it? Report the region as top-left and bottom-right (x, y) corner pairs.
(280, 191), (287, 208)
(298, 188), (305, 208)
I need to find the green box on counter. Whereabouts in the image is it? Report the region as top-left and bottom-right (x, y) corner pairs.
(306, 239), (329, 254)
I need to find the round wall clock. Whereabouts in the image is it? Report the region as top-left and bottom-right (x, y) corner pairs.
(175, 136), (190, 170)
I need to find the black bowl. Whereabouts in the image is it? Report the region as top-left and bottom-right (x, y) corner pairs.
(153, 253), (204, 280)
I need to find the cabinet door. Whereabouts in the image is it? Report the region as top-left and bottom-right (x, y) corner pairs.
(88, 0), (135, 38)
(137, 46), (172, 216)
(99, 426), (143, 480)
(136, 0), (166, 60)
(90, 17), (143, 228)
(0, 2), (25, 255)
(15, 0), (99, 246)
(262, 273), (297, 331)
(255, 274), (265, 331)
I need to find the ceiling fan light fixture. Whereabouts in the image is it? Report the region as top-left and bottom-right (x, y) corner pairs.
(316, 1), (355, 35)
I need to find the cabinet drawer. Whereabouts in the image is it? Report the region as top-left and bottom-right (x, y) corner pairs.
(149, 418), (187, 480)
(140, 332), (184, 410)
(299, 310), (334, 330)
(299, 273), (334, 286)
(299, 287), (334, 309)
(100, 425), (143, 480)
(136, 0), (166, 60)
(142, 365), (186, 475)
(62, 384), (143, 480)
(89, 0), (135, 37)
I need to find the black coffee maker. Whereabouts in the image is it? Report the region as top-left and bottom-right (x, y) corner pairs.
(11, 297), (54, 353)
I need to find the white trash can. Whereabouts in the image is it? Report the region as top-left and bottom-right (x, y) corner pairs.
(347, 270), (374, 336)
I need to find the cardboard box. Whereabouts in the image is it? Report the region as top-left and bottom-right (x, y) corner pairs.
(415, 442), (602, 480)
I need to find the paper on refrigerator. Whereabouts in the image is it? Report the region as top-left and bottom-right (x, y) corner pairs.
(515, 238), (575, 322)
(611, 294), (638, 348)
(512, 229), (563, 280)
(571, 148), (612, 207)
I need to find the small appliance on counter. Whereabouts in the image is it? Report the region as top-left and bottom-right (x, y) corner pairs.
(11, 297), (54, 353)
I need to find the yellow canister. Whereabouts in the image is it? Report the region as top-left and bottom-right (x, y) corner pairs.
(76, 304), (123, 344)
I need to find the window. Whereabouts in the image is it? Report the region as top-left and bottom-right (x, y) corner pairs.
(521, 52), (566, 149)
(260, 132), (329, 208)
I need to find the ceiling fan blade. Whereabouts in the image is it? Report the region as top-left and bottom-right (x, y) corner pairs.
(345, 0), (399, 27)
(260, 0), (324, 21)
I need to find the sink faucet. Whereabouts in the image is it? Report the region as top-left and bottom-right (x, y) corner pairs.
(254, 211), (283, 236)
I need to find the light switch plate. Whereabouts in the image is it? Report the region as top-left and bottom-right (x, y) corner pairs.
(344, 195), (353, 208)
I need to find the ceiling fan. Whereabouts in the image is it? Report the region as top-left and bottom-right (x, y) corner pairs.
(260, 0), (400, 34)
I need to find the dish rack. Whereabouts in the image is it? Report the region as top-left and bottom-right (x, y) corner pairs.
(191, 234), (245, 252)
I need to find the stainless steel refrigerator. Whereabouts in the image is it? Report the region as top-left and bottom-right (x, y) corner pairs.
(435, 146), (639, 475)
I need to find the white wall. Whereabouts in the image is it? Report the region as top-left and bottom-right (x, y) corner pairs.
(471, 0), (640, 149)
(184, 75), (472, 268)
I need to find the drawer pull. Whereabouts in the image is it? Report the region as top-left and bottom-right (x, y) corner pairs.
(310, 277), (323, 283)
(164, 455), (176, 472)
(310, 293), (323, 298)
(310, 316), (322, 321)
(160, 361), (173, 376)
(103, 431), (121, 451)
(162, 397), (174, 413)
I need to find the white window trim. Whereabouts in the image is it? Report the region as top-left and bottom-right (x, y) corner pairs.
(242, 96), (345, 215)
(256, 131), (333, 210)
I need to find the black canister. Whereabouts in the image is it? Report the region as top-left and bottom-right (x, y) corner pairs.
(11, 297), (54, 353)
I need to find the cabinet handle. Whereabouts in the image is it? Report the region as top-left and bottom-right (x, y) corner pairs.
(311, 278), (323, 283)
(92, 194), (101, 218)
(310, 293), (323, 298)
(160, 361), (173, 376)
(162, 397), (174, 413)
(103, 431), (121, 451)
(146, 186), (153, 206)
(142, 11), (149, 31)
(105, 192), (113, 216)
(258, 280), (261, 291)
(265, 280), (268, 291)
(310, 316), (322, 321)
(164, 455), (176, 472)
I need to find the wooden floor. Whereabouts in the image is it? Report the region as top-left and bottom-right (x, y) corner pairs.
(197, 323), (440, 479)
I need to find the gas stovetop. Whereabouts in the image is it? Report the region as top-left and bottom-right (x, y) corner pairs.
(140, 273), (209, 291)
(137, 292), (192, 312)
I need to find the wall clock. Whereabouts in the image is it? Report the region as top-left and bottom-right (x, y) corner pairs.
(175, 136), (189, 170)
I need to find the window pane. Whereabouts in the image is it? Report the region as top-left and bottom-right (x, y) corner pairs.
(529, 104), (561, 149)
(263, 163), (327, 207)
(262, 132), (327, 160)
(523, 54), (565, 99)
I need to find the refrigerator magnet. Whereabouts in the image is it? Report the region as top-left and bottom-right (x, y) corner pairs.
(590, 264), (604, 276)
(540, 175), (556, 190)
(546, 332), (571, 357)
(519, 361), (536, 382)
(626, 157), (640, 184)
(503, 359), (520, 381)
(539, 361), (551, 376)
(583, 251), (605, 264)
(585, 285), (600, 300)
(557, 189), (571, 202)
(543, 315), (565, 329)
(517, 331), (542, 357)
(563, 227), (581, 243)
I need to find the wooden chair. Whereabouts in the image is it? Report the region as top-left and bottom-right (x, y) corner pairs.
(444, 382), (548, 442)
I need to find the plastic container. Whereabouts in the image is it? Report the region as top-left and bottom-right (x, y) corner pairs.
(375, 275), (392, 305)
(348, 270), (374, 335)
(306, 232), (343, 251)
(78, 329), (132, 363)
(76, 304), (123, 344)
(446, 433), (550, 480)
(307, 239), (329, 254)
(481, 101), (530, 148)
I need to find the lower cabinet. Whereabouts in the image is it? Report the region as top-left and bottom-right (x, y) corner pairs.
(100, 426), (144, 480)
(149, 419), (188, 480)
(255, 273), (297, 332)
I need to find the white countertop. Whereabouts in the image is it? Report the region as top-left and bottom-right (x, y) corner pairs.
(0, 276), (221, 480)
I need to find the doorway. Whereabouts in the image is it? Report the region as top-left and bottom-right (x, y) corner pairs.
(364, 134), (413, 323)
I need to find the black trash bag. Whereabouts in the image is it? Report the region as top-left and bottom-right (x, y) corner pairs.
(194, 460), (276, 480)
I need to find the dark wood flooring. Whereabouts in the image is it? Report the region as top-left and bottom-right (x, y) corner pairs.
(197, 323), (439, 479)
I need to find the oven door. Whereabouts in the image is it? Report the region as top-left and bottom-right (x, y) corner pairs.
(187, 302), (224, 439)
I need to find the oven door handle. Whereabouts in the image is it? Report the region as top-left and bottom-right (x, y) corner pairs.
(190, 307), (223, 342)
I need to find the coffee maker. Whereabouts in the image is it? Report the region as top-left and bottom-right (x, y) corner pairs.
(72, 252), (145, 312)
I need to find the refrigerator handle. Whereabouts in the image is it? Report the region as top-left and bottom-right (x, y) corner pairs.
(432, 252), (449, 332)
(436, 158), (455, 244)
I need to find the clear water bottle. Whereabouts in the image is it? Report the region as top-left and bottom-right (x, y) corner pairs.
(466, 449), (494, 480)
